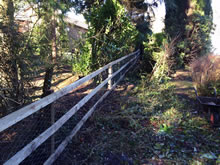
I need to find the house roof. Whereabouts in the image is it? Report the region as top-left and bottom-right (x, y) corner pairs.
(64, 16), (88, 30)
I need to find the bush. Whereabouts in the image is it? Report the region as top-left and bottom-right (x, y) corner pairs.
(72, 40), (92, 77)
(190, 54), (220, 96)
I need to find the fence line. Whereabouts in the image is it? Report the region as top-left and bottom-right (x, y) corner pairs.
(0, 50), (138, 133)
(1, 50), (140, 165)
(44, 54), (139, 165)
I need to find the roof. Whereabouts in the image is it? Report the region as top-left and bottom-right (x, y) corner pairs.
(64, 16), (88, 30)
(65, 11), (88, 30)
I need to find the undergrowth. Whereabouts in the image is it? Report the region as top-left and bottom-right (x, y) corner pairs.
(62, 73), (220, 165)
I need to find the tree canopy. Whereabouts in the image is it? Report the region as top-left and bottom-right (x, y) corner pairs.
(0, 0), (214, 114)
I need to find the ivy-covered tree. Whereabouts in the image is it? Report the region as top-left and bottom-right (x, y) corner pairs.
(88, 0), (138, 70)
(184, 0), (213, 63)
(163, 0), (189, 72)
(164, 0), (213, 72)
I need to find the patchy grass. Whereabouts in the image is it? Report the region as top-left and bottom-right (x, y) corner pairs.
(56, 72), (220, 165)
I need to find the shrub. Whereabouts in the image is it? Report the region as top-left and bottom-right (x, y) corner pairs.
(190, 54), (220, 96)
(149, 34), (179, 83)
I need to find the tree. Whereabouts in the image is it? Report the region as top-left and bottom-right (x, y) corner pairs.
(183, 0), (213, 63)
(30, 0), (72, 97)
(72, 0), (163, 75)
(164, 0), (213, 72)
(0, 0), (25, 113)
(121, 0), (163, 73)
(71, 0), (139, 76)
(163, 0), (189, 72)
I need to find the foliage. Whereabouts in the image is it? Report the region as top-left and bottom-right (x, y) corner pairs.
(0, 0), (33, 113)
(0, 0), (73, 113)
(73, 0), (138, 75)
(63, 0), (162, 75)
(190, 54), (220, 96)
(72, 40), (91, 76)
(138, 32), (165, 74)
(164, 0), (213, 70)
(183, 12), (213, 63)
(144, 33), (178, 82)
(121, 0), (161, 65)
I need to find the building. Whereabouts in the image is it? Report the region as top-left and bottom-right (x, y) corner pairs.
(15, 5), (88, 47)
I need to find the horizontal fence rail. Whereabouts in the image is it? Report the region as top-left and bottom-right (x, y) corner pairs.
(44, 54), (139, 165)
(0, 50), (140, 165)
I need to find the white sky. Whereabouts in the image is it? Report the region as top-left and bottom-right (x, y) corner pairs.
(151, 2), (165, 33)
(211, 0), (220, 54)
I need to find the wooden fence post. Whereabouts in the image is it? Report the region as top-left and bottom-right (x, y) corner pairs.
(41, 89), (55, 154)
(108, 65), (113, 89)
(2, 50), (139, 165)
(51, 103), (55, 154)
(42, 90), (55, 154)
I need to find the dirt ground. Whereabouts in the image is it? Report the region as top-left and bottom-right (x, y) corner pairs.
(1, 69), (219, 165)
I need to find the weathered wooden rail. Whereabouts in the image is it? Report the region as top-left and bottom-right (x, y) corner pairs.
(0, 50), (140, 165)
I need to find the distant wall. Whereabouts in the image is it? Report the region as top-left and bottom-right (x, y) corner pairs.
(67, 23), (88, 51)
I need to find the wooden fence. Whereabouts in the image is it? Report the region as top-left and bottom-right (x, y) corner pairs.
(0, 50), (140, 165)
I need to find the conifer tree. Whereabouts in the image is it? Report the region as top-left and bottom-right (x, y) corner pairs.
(0, 0), (24, 112)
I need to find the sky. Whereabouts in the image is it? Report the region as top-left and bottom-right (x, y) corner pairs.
(151, 2), (165, 33)
(211, 0), (220, 54)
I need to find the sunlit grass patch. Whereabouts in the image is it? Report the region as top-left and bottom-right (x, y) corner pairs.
(150, 107), (183, 131)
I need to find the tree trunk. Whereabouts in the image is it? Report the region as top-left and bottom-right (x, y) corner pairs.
(42, 11), (57, 97)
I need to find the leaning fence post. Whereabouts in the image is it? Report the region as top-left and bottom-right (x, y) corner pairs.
(108, 65), (113, 90)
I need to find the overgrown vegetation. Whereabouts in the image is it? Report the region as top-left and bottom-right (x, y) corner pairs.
(72, 0), (138, 76)
(1, 0), (219, 164)
(62, 71), (220, 164)
(0, 0), (73, 114)
(1, 0), (214, 112)
(164, 0), (213, 72)
(145, 33), (179, 82)
(0, 0), (30, 113)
